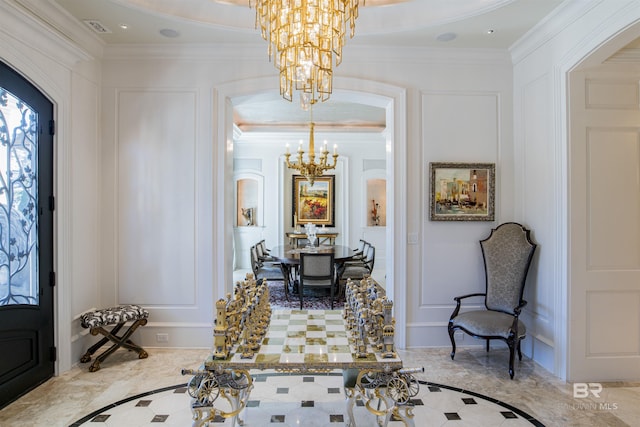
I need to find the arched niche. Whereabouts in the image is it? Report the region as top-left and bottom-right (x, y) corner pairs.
(233, 171), (265, 270)
(235, 173), (263, 227)
(365, 175), (386, 227)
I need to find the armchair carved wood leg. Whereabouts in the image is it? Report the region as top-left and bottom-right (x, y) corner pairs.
(517, 339), (523, 361)
(508, 339), (516, 380)
(448, 326), (457, 360)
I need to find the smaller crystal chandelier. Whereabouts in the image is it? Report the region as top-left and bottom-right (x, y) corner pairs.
(284, 106), (338, 185)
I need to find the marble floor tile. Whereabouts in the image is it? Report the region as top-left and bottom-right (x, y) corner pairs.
(0, 346), (639, 426)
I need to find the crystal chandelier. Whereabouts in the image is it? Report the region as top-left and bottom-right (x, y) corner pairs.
(251, 0), (362, 106)
(284, 106), (338, 185)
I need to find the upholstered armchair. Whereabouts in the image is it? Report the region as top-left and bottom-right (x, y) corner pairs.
(448, 222), (536, 379)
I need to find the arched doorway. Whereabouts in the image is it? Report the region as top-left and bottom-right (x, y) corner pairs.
(214, 77), (408, 346)
(567, 25), (640, 381)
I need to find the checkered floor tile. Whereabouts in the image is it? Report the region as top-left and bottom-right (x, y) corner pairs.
(71, 372), (543, 426)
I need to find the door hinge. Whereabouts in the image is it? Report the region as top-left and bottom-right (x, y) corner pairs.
(50, 346), (57, 362)
(49, 119), (55, 136)
(49, 195), (55, 211)
(50, 271), (56, 287)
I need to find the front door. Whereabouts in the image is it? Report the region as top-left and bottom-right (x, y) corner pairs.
(0, 61), (55, 408)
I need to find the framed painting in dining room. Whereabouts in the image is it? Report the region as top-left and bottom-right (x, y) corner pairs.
(429, 162), (495, 221)
(292, 175), (335, 227)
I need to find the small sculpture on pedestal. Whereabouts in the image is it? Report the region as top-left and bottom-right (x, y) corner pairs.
(371, 200), (380, 226)
(241, 207), (254, 226)
(304, 223), (317, 248)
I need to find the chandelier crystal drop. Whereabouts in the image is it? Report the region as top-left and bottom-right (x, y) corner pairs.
(251, 0), (362, 106)
(284, 106), (338, 185)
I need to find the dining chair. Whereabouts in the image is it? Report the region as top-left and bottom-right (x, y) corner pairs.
(250, 245), (284, 282)
(338, 244), (375, 283)
(256, 240), (278, 264)
(299, 252), (337, 309)
(351, 239), (370, 260)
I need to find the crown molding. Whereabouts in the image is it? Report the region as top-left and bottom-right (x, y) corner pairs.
(102, 42), (511, 67)
(4, 0), (102, 63)
(510, 0), (600, 65)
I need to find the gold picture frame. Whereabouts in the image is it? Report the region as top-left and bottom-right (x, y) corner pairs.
(292, 175), (335, 227)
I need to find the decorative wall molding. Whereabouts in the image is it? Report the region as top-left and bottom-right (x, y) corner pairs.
(586, 290), (640, 357)
(102, 43), (511, 66)
(3, 0), (98, 64)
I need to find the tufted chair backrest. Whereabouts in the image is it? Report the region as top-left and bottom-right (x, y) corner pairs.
(300, 253), (334, 279)
(480, 223), (536, 314)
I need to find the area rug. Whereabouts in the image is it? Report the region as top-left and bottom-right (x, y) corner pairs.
(70, 372), (544, 426)
(267, 280), (344, 310)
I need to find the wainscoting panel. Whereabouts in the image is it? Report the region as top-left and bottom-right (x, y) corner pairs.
(586, 79), (639, 110)
(116, 90), (197, 305)
(586, 291), (640, 356)
(517, 72), (557, 375)
(586, 127), (640, 270)
(416, 90), (501, 348)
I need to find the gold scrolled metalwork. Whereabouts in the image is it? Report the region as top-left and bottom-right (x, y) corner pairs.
(183, 369), (253, 427)
(284, 113), (338, 186)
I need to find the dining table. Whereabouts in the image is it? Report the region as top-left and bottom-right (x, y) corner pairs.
(269, 244), (359, 300)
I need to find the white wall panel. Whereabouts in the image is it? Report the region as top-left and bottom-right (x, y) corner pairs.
(587, 128), (640, 269)
(416, 89), (506, 347)
(422, 91), (500, 311)
(587, 291), (640, 356)
(116, 90), (197, 305)
(586, 79), (640, 110)
(422, 92), (499, 162)
(70, 73), (100, 315)
(521, 75), (554, 337)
